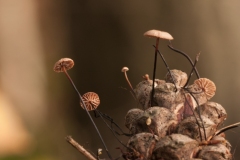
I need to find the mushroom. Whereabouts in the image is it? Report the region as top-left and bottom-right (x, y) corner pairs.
(53, 58), (112, 159)
(53, 58), (75, 86)
(80, 92), (100, 111)
(121, 67), (136, 100)
(53, 58), (74, 73)
(144, 29), (174, 106)
(194, 78), (216, 100)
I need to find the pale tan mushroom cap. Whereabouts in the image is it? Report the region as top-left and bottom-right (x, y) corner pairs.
(53, 58), (74, 73)
(194, 78), (216, 100)
(144, 29), (173, 40)
(121, 67), (129, 72)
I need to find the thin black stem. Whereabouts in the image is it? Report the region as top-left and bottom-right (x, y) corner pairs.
(94, 110), (132, 137)
(186, 90), (207, 141)
(168, 44), (200, 79)
(184, 52), (200, 88)
(151, 53), (157, 106)
(183, 93), (203, 141)
(95, 109), (131, 150)
(63, 68), (113, 160)
(151, 38), (159, 106)
(153, 45), (177, 91)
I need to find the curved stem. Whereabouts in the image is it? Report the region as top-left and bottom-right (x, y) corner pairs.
(184, 52), (200, 88)
(168, 44), (200, 79)
(186, 90), (207, 141)
(183, 93), (203, 141)
(124, 72), (137, 100)
(95, 109), (131, 150)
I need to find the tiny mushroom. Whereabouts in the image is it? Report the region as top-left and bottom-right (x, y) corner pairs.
(80, 92), (100, 111)
(121, 67), (135, 97)
(144, 29), (174, 106)
(144, 29), (174, 40)
(194, 78), (216, 100)
(53, 58), (74, 73)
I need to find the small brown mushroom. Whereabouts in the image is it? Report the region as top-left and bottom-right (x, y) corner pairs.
(80, 92), (100, 111)
(53, 58), (74, 72)
(194, 78), (216, 100)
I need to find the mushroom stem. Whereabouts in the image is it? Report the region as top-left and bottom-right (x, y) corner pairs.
(168, 44), (200, 79)
(184, 52), (200, 88)
(94, 109), (131, 150)
(186, 90), (207, 141)
(62, 67), (113, 160)
(183, 93), (204, 141)
(123, 70), (137, 101)
(151, 38), (159, 106)
(153, 45), (177, 91)
(124, 71), (134, 93)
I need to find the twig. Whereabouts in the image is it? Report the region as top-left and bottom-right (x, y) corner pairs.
(184, 52), (200, 88)
(66, 136), (97, 160)
(168, 44), (200, 79)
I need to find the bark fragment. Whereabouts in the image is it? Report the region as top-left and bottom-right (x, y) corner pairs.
(126, 132), (159, 160)
(152, 134), (199, 160)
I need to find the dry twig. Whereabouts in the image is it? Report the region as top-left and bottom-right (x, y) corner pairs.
(66, 136), (97, 160)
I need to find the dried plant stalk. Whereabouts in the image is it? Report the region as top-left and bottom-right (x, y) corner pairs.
(66, 136), (96, 160)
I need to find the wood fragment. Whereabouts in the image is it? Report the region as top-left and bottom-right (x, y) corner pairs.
(66, 136), (97, 160)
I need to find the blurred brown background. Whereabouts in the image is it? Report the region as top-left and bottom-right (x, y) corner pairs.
(1, 0), (240, 159)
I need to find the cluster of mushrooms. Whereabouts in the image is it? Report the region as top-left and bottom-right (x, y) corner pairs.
(121, 30), (235, 160)
(54, 30), (239, 160)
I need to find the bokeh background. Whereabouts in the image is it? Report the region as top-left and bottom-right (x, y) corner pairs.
(1, 0), (240, 159)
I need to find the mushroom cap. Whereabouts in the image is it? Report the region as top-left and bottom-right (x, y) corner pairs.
(53, 58), (74, 72)
(121, 67), (129, 72)
(144, 29), (173, 40)
(194, 78), (216, 100)
(80, 92), (100, 111)
(142, 74), (150, 80)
